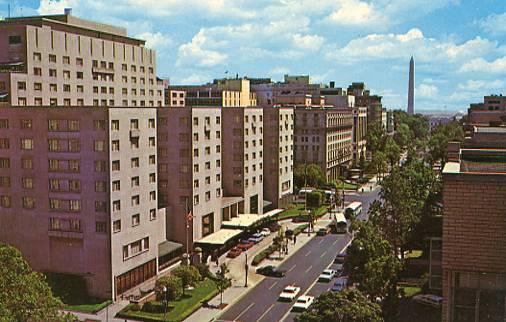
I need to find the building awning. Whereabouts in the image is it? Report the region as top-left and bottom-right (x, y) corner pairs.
(220, 196), (244, 208)
(263, 200), (273, 208)
(0, 93), (8, 99)
(264, 209), (284, 218)
(158, 241), (183, 257)
(195, 228), (243, 245)
(221, 213), (271, 229)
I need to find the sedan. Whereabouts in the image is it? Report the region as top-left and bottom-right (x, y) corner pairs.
(316, 227), (330, 236)
(237, 240), (254, 251)
(292, 295), (315, 312)
(226, 247), (242, 258)
(331, 277), (348, 292)
(412, 294), (443, 308)
(260, 228), (271, 237)
(318, 269), (336, 282)
(248, 233), (264, 244)
(279, 285), (301, 301)
(256, 265), (286, 277)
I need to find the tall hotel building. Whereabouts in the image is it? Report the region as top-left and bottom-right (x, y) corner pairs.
(0, 12), (168, 300)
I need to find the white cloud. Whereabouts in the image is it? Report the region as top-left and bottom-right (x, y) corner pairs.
(326, 28), (498, 65)
(457, 79), (505, 91)
(292, 34), (325, 51)
(327, 0), (386, 27)
(477, 12), (506, 36)
(135, 32), (172, 50)
(178, 73), (212, 84)
(459, 57), (506, 74)
(269, 66), (290, 76)
(37, 0), (76, 15)
(416, 84), (439, 98)
(177, 31), (228, 67)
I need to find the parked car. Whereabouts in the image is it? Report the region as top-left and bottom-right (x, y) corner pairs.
(292, 295), (315, 312)
(331, 277), (348, 292)
(269, 222), (281, 232)
(256, 265), (286, 277)
(412, 294), (443, 308)
(316, 226), (331, 236)
(226, 246), (242, 258)
(237, 240), (255, 251)
(318, 269), (336, 282)
(279, 285), (301, 301)
(292, 215), (310, 223)
(334, 251), (347, 264)
(248, 233), (264, 244)
(260, 228), (271, 237)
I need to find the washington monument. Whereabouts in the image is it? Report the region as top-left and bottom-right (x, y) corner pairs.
(407, 56), (414, 115)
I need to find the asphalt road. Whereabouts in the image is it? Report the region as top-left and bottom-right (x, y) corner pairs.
(219, 187), (380, 322)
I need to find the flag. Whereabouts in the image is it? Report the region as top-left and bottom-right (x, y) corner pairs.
(186, 211), (194, 223)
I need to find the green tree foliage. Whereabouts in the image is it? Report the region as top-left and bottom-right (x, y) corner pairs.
(294, 164), (326, 188)
(393, 123), (412, 148)
(296, 289), (383, 322)
(369, 151), (388, 178)
(215, 263), (231, 305)
(0, 243), (77, 322)
(306, 191), (323, 209)
(427, 121), (464, 169)
(384, 137), (401, 167)
(155, 275), (182, 301)
(346, 222), (401, 302)
(366, 122), (387, 153)
(172, 265), (201, 296)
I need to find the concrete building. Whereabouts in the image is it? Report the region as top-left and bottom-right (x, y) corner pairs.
(442, 131), (506, 322)
(170, 78), (257, 108)
(386, 110), (395, 133)
(348, 83), (386, 130)
(294, 107), (353, 182)
(0, 12), (169, 300)
(221, 107), (264, 214)
(263, 107), (294, 208)
(352, 107), (367, 164)
(466, 95), (506, 127)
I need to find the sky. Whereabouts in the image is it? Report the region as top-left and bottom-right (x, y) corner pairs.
(2, 0), (506, 112)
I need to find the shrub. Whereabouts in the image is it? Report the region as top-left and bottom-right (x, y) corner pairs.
(155, 275), (182, 301)
(306, 191), (323, 208)
(142, 301), (165, 313)
(173, 265), (201, 295)
(293, 224), (309, 236)
(195, 263), (211, 280)
(129, 303), (141, 312)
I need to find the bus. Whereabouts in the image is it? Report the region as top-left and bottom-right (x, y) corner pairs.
(331, 212), (348, 234)
(344, 201), (363, 220)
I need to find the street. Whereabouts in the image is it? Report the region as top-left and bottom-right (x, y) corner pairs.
(219, 186), (380, 322)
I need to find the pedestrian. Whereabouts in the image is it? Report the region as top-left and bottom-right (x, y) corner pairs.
(293, 235), (297, 244)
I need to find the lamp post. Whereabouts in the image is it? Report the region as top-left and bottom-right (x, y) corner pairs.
(244, 252), (248, 287)
(162, 286), (168, 321)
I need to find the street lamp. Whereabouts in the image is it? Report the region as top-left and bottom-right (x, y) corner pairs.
(162, 286), (168, 321)
(244, 252), (248, 287)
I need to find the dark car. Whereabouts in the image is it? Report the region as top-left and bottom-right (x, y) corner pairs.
(237, 240), (254, 251)
(256, 265), (286, 277)
(226, 246), (243, 258)
(316, 227), (331, 236)
(334, 251), (347, 264)
(269, 222), (281, 232)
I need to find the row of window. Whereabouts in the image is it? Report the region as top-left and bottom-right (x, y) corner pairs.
(111, 192), (156, 212)
(193, 188), (222, 205)
(113, 210), (157, 234)
(122, 237), (150, 261)
(0, 138), (34, 150)
(111, 118), (156, 131)
(16, 97), (163, 107)
(193, 174), (221, 188)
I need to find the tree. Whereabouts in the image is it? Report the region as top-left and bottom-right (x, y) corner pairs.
(393, 123), (412, 148)
(296, 289), (383, 322)
(155, 275), (182, 301)
(215, 263), (231, 306)
(306, 191), (323, 209)
(0, 243), (77, 322)
(427, 121), (464, 170)
(384, 137), (401, 168)
(294, 164), (326, 188)
(369, 151), (388, 179)
(366, 122), (387, 153)
(345, 221), (401, 302)
(172, 265), (201, 296)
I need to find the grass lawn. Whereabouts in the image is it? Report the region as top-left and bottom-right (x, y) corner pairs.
(66, 299), (112, 313)
(400, 285), (422, 297)
(276, 204), (304, 220)
(118, 278), (219, 322)
(335, 181), (358, 190)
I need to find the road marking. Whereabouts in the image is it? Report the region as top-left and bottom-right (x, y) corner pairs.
(288, 264), (296, 272)
(318, 239), (324, 244)
(305, 265), (313, 273)
(256, 304), (275, 322)
(268, 281), (278, 290)
(320, 251), (328, 258)
(333, 239), (339, 246)
(235, 302), (255, 321)
(304, 250), (311, 257)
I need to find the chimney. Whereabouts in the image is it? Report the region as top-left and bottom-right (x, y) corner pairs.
(64, 8), (72, 15)
(330, 81), (335, 88)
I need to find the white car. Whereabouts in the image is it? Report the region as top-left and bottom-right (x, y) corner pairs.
(292, 295), (315, 311)
(318, 269), (336, 282)
(412, 294), (443, 308)
(279, 285), (301, 301)
(260, 228), (271, 237)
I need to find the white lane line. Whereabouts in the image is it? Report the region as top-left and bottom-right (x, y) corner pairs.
(256, 304), (275, 322)
(305, 265), (313, 273)
(318, 239), (324, 244)
(288, 264), (296, 272)
(333, 239), (339, 246)
(320, 251), (328, 258)
(268, 281), (278, 290)
(304, 250), (311, 257)
(235, 302), (255, 321)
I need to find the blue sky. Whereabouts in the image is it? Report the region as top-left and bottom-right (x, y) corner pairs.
(2, 0), (506, 112)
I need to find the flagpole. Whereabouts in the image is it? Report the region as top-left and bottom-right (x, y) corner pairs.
(186, 197), (189, 265)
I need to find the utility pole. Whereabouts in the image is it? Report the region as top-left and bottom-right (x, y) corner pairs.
(244, 252), (248, 287)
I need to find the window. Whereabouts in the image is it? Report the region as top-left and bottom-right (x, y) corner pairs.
(148, 118), (155, 128)
(111, 120), (119, 131)
(95, 201), (107, 212)
(112, 200), (121, 212)
(0, 119), (8, 129)
(33, 52), (41, 61)
(0, 138), (9, 149)
(0, 177), (10, 187)
(112, 180), (121, 191)
(0, 158), (11, 169)
(150, 209), (156, 221)
(149, 191), (156, 201)
(21, 158), (32, 169)
(131, 176), (140, 187)
(95, 181), (107, 192)
(76, 57), (83, 66)
(22, 197), (35, 209)
(70, 200), (81, 212)
(63, 84), (71, 92)
(33, 68), (42, 76)
(76, 71), (83, 79)
(21, 139), (33, 150)
(193, 148), (199, 157)
(130, 119), (139, 130)
(18, 81), (26, 90)
(194, 179), (199, 188)
(216, 174), (221, 182)
(149, 137), (155, 147)
(113, 220), (121, 233)
(63, 56), (70, 64)
(149, 155), (156, 165)
(149, 173), (156, 183)
(131, 195), (140, 206)
(131, 157), (139, 168)
(22, 177), (33, 189)
(193, 195), (199, 205)
(34, 82), (42, 91)
(132, 214), (140, 226)
(49, 54), (56, 62)
(0, 195), (11, 208)
(49, 69), (57, 77)
(112, 140), (120, 151)
(63, 70), (70, 79)
(112, 160), (120, 171)
(8, 35), (21, 45)
(96, 222), (107, 233)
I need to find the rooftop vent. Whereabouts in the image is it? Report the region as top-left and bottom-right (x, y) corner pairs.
(64, 8), (72, 15)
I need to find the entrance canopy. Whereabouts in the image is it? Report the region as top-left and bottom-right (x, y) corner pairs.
(221, 209), (284, 229)
(195, 228), (243, 245)
(158, 240), (183, 257)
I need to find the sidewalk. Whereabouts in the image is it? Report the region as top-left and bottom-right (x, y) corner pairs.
(358, 175), (379, 192)
(185, 216), (332, 322)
